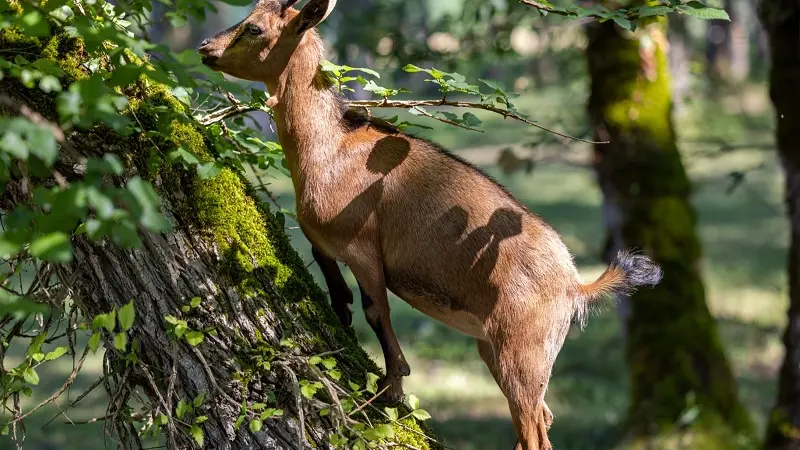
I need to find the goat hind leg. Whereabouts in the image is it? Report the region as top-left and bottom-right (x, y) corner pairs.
(493, 338), (555, 450)
(350, 263), (410, 404)
(477, 339), (554, 448)
(311, 246), (353, 327)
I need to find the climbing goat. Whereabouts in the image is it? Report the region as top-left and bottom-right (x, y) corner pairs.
(198, 1), (663, 448)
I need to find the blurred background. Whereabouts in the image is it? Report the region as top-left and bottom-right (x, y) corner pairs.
(10, 0), (787, 449)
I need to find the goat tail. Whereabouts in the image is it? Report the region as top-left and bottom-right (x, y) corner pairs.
(572, 249), (663, 328)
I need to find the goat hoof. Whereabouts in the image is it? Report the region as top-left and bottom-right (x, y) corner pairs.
(398, 361), (411, 377)
(375, 377), (404, 405)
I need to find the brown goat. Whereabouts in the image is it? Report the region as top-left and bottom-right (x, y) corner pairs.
(197, 1), (662, 448)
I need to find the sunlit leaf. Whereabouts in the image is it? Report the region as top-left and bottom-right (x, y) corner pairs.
(118, 299), (135, 331)
(29, 232), (72, 263)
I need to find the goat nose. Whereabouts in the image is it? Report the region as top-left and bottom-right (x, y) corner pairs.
(198, 38), (210, 49)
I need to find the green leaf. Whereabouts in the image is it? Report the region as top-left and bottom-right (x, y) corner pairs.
(260, 408), (283, 420)
(103, 154), (124, 175)
(30, 232), (73, 263)
(185, 331), (205, 346)
(126, 177), (171, 232)
(39, 75), (62, 93)
(44, 346), (68, 361)
(193, 392), (206, 407)
(93, 309), (116, 333)
(108, 65), (146, 87)
(113, 332), (127, 351)
(365, 372), (379, 394)
(612, 16), (634, 31)
(197, 161), (223, 179)
(29, 332), (47, 354)
(88, 331), (101, 353)
(636, 5), (673, 17)
(309, 356), (322, 365)
(0, 130), (27, 159)
(405, 394), (420, 410)
(195, 415), (208, 424)
(20, 11), (50, 37)
(363, 423), (395, 440)
(168, 147), (200, 166)
(402, 64), (422, 73)
(249, 419), (262, 433)
(384, 407), (398, 421)
(0, 232), (26, 258)
(176, 399), (190, 420)
(190, 297), (202, 308)
(190, 425), (204, 446)
(299, 380), (323, 400)
(411, 409), (431, 420)
(679, 2), (730, 20)
(23, 367), (39, 385)
(118, 300), (135, 331)
(479, 78), (507, 95)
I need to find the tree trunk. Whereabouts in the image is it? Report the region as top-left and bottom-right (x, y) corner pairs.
(668, 14), (692, 115)
(707, 0), (750, 83)
(0, 26), (436, 450)
(758, 2), (800, 449)
(586, 15), (754, 449)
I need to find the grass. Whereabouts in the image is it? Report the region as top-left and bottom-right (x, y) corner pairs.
(1, 82), (785, 450)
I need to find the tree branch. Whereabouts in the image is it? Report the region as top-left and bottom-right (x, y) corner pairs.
(199, 99), (607, 144)
(8, 346), (89, 425)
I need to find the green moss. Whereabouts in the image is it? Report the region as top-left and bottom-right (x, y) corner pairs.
(392, 418), (438, 450)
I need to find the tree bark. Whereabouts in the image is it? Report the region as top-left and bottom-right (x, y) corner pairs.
(759, 2), (800, 449)
(707, 0), (750, 83)
(586, 14), (753, 448)
(0, 25), (436, 450)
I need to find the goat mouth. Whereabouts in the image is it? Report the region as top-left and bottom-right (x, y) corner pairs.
(200, 55), (219, 68)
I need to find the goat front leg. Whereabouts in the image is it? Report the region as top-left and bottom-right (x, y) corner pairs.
(348, 254), (410, 404)
(311, 246), (353, 327)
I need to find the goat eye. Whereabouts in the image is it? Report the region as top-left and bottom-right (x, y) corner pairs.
(247, 24), (262, 36)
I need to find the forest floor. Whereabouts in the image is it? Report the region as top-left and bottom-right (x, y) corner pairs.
(2, 81), (783, 450)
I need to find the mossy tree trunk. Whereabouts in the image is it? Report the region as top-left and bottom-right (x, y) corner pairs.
(0, 27), (435, 450)
(586, 12), (753, 449)
(758, 2), (800, 448)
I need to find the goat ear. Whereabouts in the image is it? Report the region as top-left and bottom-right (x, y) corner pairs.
(294, 0), (337, 35)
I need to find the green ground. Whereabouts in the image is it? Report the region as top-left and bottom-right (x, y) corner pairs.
(1, 83), (784, 450)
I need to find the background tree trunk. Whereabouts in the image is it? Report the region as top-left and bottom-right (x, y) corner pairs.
(585, 14), (753, 448)
(0, 27), (436, 450)
(759, 2), (800, 448)
(707, 0), (750, 84)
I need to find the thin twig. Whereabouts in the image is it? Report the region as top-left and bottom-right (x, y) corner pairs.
(348, 384), (390, 416)
(408, 106), (482, 132)
(70, 375), (108, 407)
(276, 361), (306, 450)
(199, 99), (607, 144)
(8, 347), (89, 425)
(350, 99), (605, 144)
(136, 361), (178, 449)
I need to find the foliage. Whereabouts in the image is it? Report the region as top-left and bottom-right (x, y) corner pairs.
(519, 0), (729, 32)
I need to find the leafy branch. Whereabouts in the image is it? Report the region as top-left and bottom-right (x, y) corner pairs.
(200, 62), (607, 144)
(518, 0), (730, 31)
